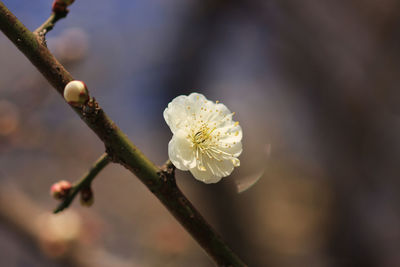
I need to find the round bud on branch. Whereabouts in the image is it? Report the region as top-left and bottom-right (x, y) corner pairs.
(50, 180), (72, 200)
(80, 187), (94, 207)
(52, 0), (75, 14)
(63, 80), (89, 107)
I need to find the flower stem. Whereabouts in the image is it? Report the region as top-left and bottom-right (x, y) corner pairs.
(54, 153), (110, 213)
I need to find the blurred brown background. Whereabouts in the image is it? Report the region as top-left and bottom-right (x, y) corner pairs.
(1, 0), (400, 266)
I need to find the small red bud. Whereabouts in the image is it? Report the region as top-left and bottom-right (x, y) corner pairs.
(50, 180), (72, 200)
(52, 2), (67, 14)
(63, 0), (75, 5)
(51, 0), (74, 14)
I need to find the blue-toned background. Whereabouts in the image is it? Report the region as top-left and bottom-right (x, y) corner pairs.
(1, 1), (400, 266)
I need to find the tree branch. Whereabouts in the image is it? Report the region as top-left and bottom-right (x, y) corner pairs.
(54, 153), (110, 213)
(0, 2), (246, 266)
(34, 0), (74, 37)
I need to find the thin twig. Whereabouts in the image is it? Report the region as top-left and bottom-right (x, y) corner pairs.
(34, 0), (74, 37)
(0, 2), (246, 266)
(54, 153), (110, 213)
(34, 13), (62, 37)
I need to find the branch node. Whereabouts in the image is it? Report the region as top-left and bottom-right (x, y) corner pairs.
(82, 97), (100, 120)
(158, 160), (176, 185)
(105, 145), (119, 163)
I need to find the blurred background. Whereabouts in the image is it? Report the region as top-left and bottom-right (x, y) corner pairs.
(1, 0), (400, 266)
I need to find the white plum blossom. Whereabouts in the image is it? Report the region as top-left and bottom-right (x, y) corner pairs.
(164, 93), (242, 183)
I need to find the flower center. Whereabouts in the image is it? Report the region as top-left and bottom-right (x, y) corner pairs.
(184, 106), (240, 171)
(190, 124), (218, 171)
(192, 124), (215, 146)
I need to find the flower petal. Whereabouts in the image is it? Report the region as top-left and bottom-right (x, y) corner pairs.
(187, 92), (207, 104)
(219, 124), (242, 141)
(168, 130), (196, 170)
(189, 166), (223, 184)
(189, 156), (236, 184)
(163, 96), (190, 134)
(206, 157), (235, 177)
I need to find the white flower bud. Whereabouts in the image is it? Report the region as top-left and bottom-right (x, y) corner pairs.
(63, 80), (89, 106)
